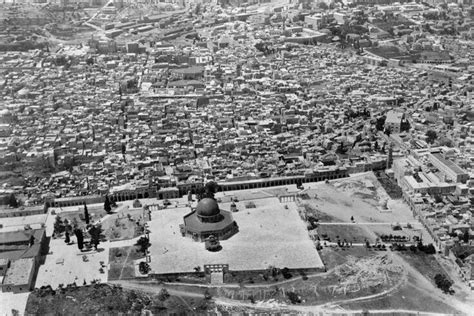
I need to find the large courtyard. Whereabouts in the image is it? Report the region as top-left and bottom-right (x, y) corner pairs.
(148, 196), (324, 274)
(35, 239), (110, 289)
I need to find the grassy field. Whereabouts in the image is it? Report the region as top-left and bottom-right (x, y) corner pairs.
(318, 224), (374, 243)
(108, 246), (145, 280)
(102, 212), (145, 241)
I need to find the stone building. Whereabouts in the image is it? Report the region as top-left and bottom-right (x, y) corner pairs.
(180, 198), (238, 242)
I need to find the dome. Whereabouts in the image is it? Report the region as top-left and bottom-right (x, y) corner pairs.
(196, 198), (220, 217)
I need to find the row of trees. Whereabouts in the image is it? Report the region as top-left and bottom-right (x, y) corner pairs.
(380, 234), (410, 242)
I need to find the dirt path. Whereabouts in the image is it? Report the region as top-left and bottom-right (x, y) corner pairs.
(117, 247), (132, 280)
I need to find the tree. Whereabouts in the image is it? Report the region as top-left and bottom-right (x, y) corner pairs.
(424, 244), (436, 254)
(426, 130), (437, 144)
(74, 228), (84, 250)
(8, 193), (18, 208)
(136, 236), (151, 254)
(158, 288), (170, 301)
(434, 274), (453, 293)
(84, 202), (90, 225)
(65, 231), (70, 244)
(401, 119), (411, 132)
(204, 181), (219, 199)
(375, 116), (386, 131)
(417, 241), (424, 251)
(139, 262), (150, 275)
(281, 267), (292, 279)
(104, 195), (112, 214)
(54, 216), (64, 235)
(88, 224), (103, 250)
(463, 230), (469, 243)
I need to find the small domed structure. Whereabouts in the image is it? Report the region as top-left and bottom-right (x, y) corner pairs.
(133, 198), (142, 208)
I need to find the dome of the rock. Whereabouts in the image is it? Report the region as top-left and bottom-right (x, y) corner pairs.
(196, 198), (220, 217)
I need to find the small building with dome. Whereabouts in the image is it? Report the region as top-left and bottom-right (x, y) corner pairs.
(180, 198), (238, 242)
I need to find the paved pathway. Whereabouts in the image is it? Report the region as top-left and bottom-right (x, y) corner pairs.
(109, 235), (141, 248)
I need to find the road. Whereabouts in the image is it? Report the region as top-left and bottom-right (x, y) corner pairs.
(87, 0), (114, 23)
(318, 221), (419, 226)
(83, 21), (103, 33)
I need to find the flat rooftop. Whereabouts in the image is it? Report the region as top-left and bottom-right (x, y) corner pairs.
(3, 257), (34, 285)
(432, 153), (467, 175)
(148, 197), (324, 274)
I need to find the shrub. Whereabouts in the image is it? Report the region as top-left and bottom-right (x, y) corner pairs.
(281, 267), (292, 279)
(286, 291), (301, 304)
(157, 288), (170, 301)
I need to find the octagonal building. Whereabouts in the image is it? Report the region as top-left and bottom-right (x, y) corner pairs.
(180, 198), (238, 242)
